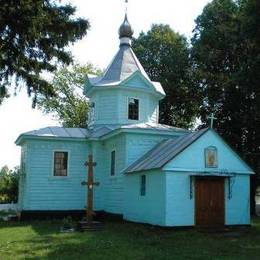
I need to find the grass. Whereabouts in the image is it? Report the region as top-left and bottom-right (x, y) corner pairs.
(0, 218), (260, 260)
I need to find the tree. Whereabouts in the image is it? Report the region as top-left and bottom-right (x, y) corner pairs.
(191, 0), (260, 214)
(132, 24), (200, 128)
(0, 0), (89, 105)
(37, 64), (101, 128)
(0, 166), (19, 203)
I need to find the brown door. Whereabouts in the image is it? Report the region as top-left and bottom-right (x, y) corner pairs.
(195, 177), (225, 227)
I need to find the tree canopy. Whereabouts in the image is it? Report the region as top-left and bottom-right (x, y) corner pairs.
(132, 24), (200, 128)
(0, 0), (89, 105)
(37, 64), (101, 128)
(191, 0), (260, 213)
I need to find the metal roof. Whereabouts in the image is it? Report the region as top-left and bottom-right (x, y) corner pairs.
(87, 45), (165, 96)
(96, 45), (149, 84)
(15, 127), (89, 144)
(16, 123), (188, 145)
(120, 122), (189, 132)
(119, 13), (134, 39)
(124, 128), (209, 173)
(88, 123), (188, 139)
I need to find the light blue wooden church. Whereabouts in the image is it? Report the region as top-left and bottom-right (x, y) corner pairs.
(16, 15), (254, 227)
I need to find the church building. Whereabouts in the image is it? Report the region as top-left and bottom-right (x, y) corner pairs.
(15, 14), (254, 227)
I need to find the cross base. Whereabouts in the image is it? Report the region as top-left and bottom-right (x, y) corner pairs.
(77, 220), (104, 231)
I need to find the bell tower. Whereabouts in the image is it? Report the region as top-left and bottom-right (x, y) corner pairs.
(84, 8), (165, 128)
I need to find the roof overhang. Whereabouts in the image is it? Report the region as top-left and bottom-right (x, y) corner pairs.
(15, 135), (88, 146)
(92, 127), (188, 141)
(84, 71), (165, 99)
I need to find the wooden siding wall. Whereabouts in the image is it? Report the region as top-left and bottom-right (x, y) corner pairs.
(165, 172), (250, 226)
(165, 172), (195, 226)
(21, 140), (88, 211)
(163, 130), (251, 226)
(18, 144), (28, 210)
(93, 133), (174, 214)
(89, 88), (159, 126)
(92, 135), (127, 214)
(123, 170), (166, 226)
(126, 133), (171, 166)
(163, 130), (252, 173)
(225, 175), (250, 225)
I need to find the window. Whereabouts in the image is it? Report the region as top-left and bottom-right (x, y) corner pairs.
(54, 152), (68, 176)
(88, 102), (95, 123)
(128, 98), (139, 120)
(140, 175), (146, 196)
(110, 150), (116, 176)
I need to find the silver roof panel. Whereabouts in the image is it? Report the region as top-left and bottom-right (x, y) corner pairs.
(124, 128), (209, 173)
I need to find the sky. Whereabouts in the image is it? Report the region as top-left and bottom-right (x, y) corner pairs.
(0, 0), (211, 169)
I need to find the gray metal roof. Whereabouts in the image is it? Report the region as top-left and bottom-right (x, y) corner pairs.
(15, 127), (89, 144)
(16, 123), (189, 145)
(119, 122), (189, 132)
(87, 45), (165, 96)
(119, 14), (134, 39)
(124, 128), (209, 173)
(95, 45), (149, 84)
(87, 123), (188, 139)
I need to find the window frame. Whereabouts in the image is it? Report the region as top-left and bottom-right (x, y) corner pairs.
(88, 101), (96, 125)
(127, 97), (139, 121)
(140, 175), (146, 196)
(110, 150), (116, 177)
(52, 150), (69, 177)
(204, 146), (218, 168)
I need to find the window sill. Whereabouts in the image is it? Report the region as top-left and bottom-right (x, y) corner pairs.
(48, 176), (70, 181)
(127, 119), (139, 122)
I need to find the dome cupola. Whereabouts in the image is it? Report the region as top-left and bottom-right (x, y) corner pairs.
(119, 14), (134, 39)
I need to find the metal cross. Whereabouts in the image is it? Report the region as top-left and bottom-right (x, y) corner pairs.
(125, 0), (128, 14)
(207, 113), (217, 128)
(81, 154), (99, 224)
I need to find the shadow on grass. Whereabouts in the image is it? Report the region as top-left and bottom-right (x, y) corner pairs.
(1, 218), (260, 259)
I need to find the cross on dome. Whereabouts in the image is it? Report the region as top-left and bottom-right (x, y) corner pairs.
(118, 0), (133, 44)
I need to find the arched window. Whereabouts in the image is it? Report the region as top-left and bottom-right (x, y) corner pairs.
(205, 146), (218, 168)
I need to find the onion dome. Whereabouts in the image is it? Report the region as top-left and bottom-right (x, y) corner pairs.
(118, 14), (134, 39)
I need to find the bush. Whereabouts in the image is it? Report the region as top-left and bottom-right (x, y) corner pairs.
(0, 166), (19, 203)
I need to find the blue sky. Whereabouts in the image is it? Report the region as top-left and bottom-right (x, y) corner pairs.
(0, 0), (211, 168)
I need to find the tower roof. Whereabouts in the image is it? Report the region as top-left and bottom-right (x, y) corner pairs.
(85, 13), (165, 97)
(98, 44), (150, 84)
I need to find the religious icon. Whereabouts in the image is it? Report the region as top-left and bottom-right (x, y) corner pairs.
(205, 146), (218, 168)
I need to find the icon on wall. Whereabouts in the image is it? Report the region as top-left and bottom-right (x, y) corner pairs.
(205, 146), (218, 168)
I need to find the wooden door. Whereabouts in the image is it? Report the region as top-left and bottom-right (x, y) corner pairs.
(195, 177), (225, 227)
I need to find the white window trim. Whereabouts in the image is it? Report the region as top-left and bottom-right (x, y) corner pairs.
(127, 97), (140, 122)
(51, 150), (70, 178)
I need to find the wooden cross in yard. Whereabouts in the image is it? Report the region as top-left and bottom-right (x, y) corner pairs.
(81, 154), (99, 224)
(207, 113), (217, 128)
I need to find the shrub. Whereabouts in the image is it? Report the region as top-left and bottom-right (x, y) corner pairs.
(0, 166), (19, 203)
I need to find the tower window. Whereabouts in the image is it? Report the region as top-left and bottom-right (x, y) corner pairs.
(128, 98), (139, 120)
(54, 151), (68, 176)
(140, 175), (146, 196)
(88, 102), (95, 123)
(110, 150), (116, 176)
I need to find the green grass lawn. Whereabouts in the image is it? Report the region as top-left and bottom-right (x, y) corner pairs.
(0, 218), (260, 260)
